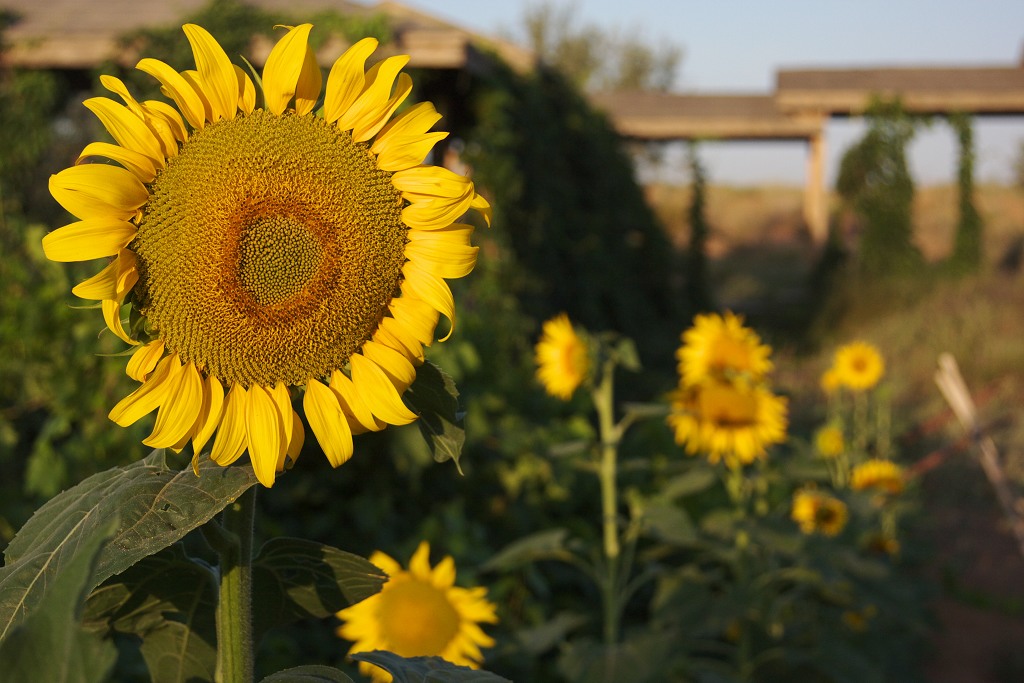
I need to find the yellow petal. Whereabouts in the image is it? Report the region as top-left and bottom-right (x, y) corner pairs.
(374, 318), (425, 364)
(269, 381), (294, 470)
(406, 223), (475, 246)
(102, 299), (136, 345)
(330, 369), (384, 433)
(77, 141), (156, 183)
(324, 37), (378, 124)
(42, 217), (137, 262)
(303, 378), (354, 467)
(136, 57), (206, 129)
(371, 101), (443, 154)
(49, 165), (148, 221)
(388, 296), (440, 346)
(181, 70), (214, 123)
(402, 195), (474, 230)
(287, 410), (304, 464)
(374, 132), (449, 172)
(409, 540), (432, 577)
(392, 165), (473, 199)
(336, 55), (409, 134)
(192, 374), (226, 457)
(183, 24), (237, 122)
(126, 340), (165, 381)
(71, 248), (136, 300)
(83, 97), (163, 163)
(352, 72), (412, 143)
(108, 354), (175, 427)
(404, 239), (478, 280)
(471, 193), (492, 226)
(361, 340), (416, 391)
(294, 37), (322, 116)
(401, 261), (456, 340)
(349, 353), (417, 425)
(143, 100), (187, 149)
(246, 384), (284, 487)
(144, 360), (203, 448)
(99, 75), (145, 117)
(235, 64), (256, 115)
(211, 383), (249, 466)
(262, 24), (315, 116)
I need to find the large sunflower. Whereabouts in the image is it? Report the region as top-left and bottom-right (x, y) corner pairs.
(667, 378), (788, 467)
(337, 541), (498, 682)
(676, 312), (773, 388)
(534, 313), (590, 400)
(43, 24), (490, 487)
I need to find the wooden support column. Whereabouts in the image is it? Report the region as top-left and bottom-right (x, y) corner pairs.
(803, 121), (828, 243)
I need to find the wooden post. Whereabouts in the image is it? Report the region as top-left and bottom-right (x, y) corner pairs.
(803, 121), (828, 243)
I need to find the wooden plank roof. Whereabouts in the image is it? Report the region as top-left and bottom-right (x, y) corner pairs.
(587, 91), (822, 141)
(776, 66), (1024, 115)
(0, 0), (534, 72)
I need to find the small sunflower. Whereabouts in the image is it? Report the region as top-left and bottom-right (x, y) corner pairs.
(676, 312), (773, 387)
(337, 541), (498, 683)
(534, 313), (590, 400)
(850, 458), (904, 494)
(814, 424), (845, 459)
(791, 488), (848, 536)
(667, 378), (788, 467)
(43, 25), (490, 486)
(832, 341), (885, 391)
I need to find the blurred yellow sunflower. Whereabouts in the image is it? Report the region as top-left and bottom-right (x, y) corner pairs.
(42, 24), (490, 487)
(667, 378), (788, 467)
(819, 367), (841, 394)
(791, 488), (848, 536)
(851, 458), (904, 494)
(676, 311), (773, 387)
(534, 313), (589, 400)
(832, 341), (885, 391)
(337, 541), (498, 682)
(814, 424), (845, 458)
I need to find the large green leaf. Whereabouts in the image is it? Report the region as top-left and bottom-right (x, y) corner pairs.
(556, 632), (677, 683)
(259, 665), (355, 683)
(638, 502), (697, 547)
(350, 651), (511, 682)
(481, 528), (572, 571)
(251, 538), (387, 644)
(83, 544), (217, 683)
(0, 450), (257, 640)
(0, 516), (118, 683)
(404, 362), (465, 470)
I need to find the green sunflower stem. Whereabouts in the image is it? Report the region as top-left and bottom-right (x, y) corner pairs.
(593, 359), (622, 648)
(215, 485), (257, 683)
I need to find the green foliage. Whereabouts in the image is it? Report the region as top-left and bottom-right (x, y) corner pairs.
(946, 112), (984, 275)
(350, 651), (512, 682)
(404, 362), (466, 470)
(836, 98), (922, 277)
(685, 142), (714, 312)
(0, 516), (118, 683)
(519, 0), (682, 91)
(260, 666), (355, 682)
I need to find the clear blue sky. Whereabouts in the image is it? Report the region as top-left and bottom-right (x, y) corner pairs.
(402, 0), (1024, 185)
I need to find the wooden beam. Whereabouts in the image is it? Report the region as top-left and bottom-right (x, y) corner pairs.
(804, 126), (828, 243)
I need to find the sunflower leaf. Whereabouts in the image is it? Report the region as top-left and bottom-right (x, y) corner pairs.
(480, 528), (571, 572)
(0, 515), (118, 683)
(350, 651), (512, 683)
(82, 543), (217, 683)
(0, 450), (257, 640)
(259, 665), (355, 683)
(403, 361), (465, 471)
(251, 538), (387, 645)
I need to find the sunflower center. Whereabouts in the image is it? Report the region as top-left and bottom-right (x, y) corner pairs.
(377, 579), (460, 657)
(699, 383), (757, 428)
(238, 214), (323, 305)
(133, 110), (408, 387)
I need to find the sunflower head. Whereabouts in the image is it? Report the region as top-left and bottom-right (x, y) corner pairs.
(667, 378), (788, 467)
(791, 488), (848, 537)
(814, 424), (845, 459)
(534, 313), (590, 400)
(43, 24), (490, 486)
(337, 541), (498, 683)
(676, 312), (774, 388)
(850, 458), (904, 494)
(832, 341), (885, 391)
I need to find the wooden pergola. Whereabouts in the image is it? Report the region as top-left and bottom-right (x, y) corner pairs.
(591, 65), (1024, 242)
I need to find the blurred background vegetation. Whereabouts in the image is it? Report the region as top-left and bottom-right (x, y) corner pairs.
(2, 1), (1024, 681)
